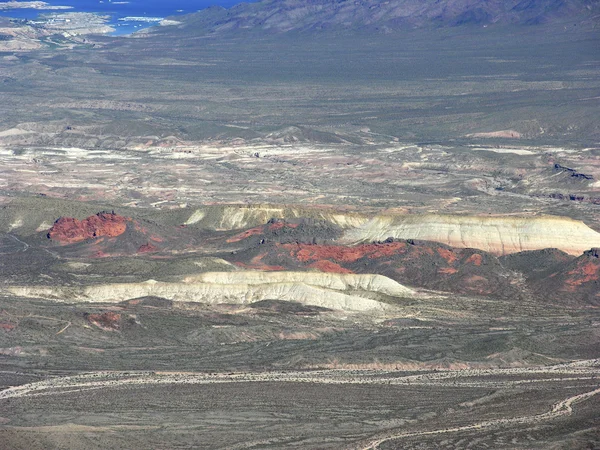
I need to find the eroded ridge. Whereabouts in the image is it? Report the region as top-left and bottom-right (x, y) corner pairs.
(5, 272), (421, 312)
(342, 214), (600, 256)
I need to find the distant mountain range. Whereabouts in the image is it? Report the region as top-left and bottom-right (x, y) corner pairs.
(175, 0), (599, 34)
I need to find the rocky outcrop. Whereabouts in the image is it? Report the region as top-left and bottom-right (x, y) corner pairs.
(586, 248), (600, 259)
(341, 214), (600, 256)
(47, 212), (129, 244)
(86, 312), (121, 331)
(554, 164), (594, 180)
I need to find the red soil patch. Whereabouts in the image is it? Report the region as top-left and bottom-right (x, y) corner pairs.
(87, 312), (121, 331)
(0, 323), (15, 331)
(226, 226), (265, 243)
(235, 253), (286, 271)
(465, 253), (483, 266)
(438, 267), (459, 275)
(466, 275), (487, 284)
(281, 241), (408, 263)
(565, 261), (600, 286)
(138, 243), (158, 253)
(462, 275), (493, 294)
(437, 248), (458, 264)
(227, 221), (300, 243)
(308, 260), (353, 274)
(269, 221), (298, 231)
(48, 212), (129, 244)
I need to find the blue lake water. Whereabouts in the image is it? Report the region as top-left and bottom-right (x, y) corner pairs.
(0, 0), (256, 35)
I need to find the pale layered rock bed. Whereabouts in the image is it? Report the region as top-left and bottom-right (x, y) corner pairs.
(4, 272), (418, 312)
(340, 214), (600, 256)
(184, 271), (415, 298)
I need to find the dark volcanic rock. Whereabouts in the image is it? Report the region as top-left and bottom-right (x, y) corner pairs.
(499, 248), (574, 280)
(225, 218), (341, 247)
(534, 248), (600, 306)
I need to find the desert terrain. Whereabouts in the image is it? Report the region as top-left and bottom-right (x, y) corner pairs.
(0, 0), (599, 448)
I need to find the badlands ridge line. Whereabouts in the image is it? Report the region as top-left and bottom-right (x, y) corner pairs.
(4, 203), (600, 255)
(4, 272), (419, 312)
(156, 206), (600, 256)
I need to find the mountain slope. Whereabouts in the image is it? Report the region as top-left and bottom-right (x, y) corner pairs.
(534, 248), (600, 305)
(173, 0), (600, 34)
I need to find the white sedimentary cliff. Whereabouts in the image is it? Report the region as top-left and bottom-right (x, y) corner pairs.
(341, 214), (600, 256)
(5, 272), (416, 312)
(184, 272), (415, 298)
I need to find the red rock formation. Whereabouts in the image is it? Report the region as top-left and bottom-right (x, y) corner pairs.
(465, 253), (483, 266)
(48, 212), (129, 244)
(86, 312), (121, 331)
(227, 225), (268, 243)
(280, 241), (409, 263)
(308, 260), (353, 274)
(234, 252), (286, 271)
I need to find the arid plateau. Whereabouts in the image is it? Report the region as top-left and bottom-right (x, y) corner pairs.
(1, 0), (600, 448)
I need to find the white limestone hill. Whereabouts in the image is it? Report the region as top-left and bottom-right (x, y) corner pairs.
(341, 214), (600, 256)
(5, 272), (418, 312)
(184, 271), (416, 298)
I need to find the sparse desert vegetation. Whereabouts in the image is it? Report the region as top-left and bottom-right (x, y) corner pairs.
(0, 0), (599, 448)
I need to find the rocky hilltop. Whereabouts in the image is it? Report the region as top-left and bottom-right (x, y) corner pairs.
(172, 0), (599, 34)
(47, 212), (129, 244)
